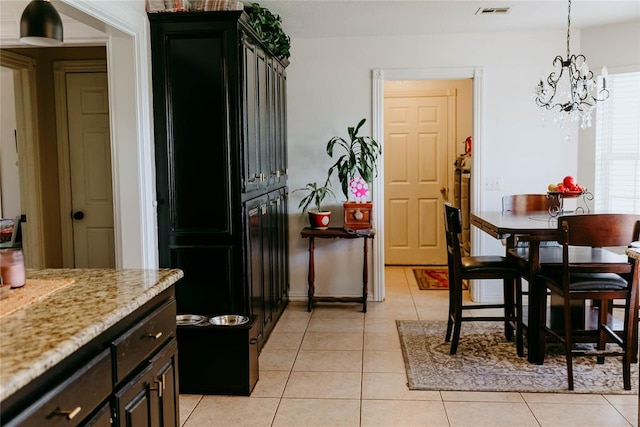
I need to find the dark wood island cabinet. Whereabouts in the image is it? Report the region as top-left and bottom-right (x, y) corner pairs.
(148, 9), (290, 354)
(0, 269), (183, 427)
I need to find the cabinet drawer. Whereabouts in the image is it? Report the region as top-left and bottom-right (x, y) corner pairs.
(6, 349), (111, 427)
(112, 299), (176, 384)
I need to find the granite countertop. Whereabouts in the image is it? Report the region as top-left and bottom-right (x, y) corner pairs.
(626, 246), (640, 261)
(0, 268), (183, 402)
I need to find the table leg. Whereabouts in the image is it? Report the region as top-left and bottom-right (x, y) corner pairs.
(526, 240), (545, 364)
(307, 236), (315, 312)
(362, 237), (368, 313)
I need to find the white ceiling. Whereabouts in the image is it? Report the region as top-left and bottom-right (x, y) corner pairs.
(0, 0), (638, 41)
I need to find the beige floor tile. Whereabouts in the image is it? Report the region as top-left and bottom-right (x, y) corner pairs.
(362, 372), (441, 401)
(301, 331), (363, 350)
(272, 398), (361, 427)
(179, 394), (201, 426)
(250, 370), (290, 398)
(528, 402), (632, 426)
(311, 305), (366, 318)
(363, 302), (419, 319)
(363, 332), (400, 351)
(183, 396), (280, 427)
(272, 316), (310, 333)
(614, 405), (639, 427)
(603, 394), (638, 406)
(306, 316), (364, 333)
(283, 371), (362, 399)
(364, 317), (400, 334)
(363, 349), (406, 373)
(361, 399), (449, 426)
(521, 392), (610, 404)
(445, 401), (540, 427)
(262, 332), (304, 350)
(441, 391), (524, 402)
(292, 349), (363, 372)
(258, 348), (298, 371)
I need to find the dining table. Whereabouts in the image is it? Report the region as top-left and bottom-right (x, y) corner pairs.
(471, 210), (634, 364)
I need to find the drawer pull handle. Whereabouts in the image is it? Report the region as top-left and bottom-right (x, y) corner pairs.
(52, 406), (81, 420)
(145, 332), (163, 340)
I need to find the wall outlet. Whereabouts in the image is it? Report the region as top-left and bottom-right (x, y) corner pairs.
(485, 176), (502, 191)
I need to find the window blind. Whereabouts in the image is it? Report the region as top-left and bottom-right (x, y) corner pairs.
(595, 72), (640, 213)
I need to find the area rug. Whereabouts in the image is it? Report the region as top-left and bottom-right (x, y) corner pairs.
(396, 319), (638, 394)
(412, 267), (467, 290)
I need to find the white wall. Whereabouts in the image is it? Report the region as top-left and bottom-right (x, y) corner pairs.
(578, 20), (640, 194)
(286, 29), (587, 302)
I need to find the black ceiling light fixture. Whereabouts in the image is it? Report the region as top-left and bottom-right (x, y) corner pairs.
(19, 0), (64, 47)
(533, 0), (609, 129)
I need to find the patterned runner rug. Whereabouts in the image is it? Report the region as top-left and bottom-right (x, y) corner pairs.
(412, 267), (467, 290)
(397, 319), (638, 394)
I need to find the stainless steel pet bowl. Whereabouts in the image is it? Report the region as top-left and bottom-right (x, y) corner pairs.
(209, 314), (249, 326)
(176, 314), (207, 326)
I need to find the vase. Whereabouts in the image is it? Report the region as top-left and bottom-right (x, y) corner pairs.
(308, 210), (331, 230)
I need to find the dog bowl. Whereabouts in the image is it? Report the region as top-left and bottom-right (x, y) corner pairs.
(176, 314), (207, 326)
(209, 314), (249, 326)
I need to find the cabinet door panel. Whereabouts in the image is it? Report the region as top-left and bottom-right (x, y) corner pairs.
(243, 38), (260, 193)
(115, 365), (158, 427)
(163, 35), (231, 234)
(245, 196), (266, 344)
(256, 48), (268, 188)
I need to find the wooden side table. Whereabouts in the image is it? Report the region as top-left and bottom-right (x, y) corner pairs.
(300, 227), (375, 312)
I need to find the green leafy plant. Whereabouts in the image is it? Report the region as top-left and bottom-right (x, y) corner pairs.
(246, 3), (291, 60)
(293, 180), (335, 212)
(326, 118), (382, 200)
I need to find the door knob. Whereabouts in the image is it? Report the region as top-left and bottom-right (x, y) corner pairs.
(440, 187), (447, 194)
(72, 211), (85, 220)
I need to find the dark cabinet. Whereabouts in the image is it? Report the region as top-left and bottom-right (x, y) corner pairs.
(149, 10), (289, 355)
(114, 339), (179, 427)
(3, 287), (180, 427)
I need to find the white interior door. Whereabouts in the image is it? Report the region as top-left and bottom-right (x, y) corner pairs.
(66, 72), (114, 268)
(384, 90), (452, 265)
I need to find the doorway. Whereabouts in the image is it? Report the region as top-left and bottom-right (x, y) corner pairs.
(371, 67), (484, 302)
(383, 79), (472, 265)
(54, 60), (114, 268)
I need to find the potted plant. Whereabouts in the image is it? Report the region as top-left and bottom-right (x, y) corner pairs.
(326, 118), (381, 229)
(293, 180), (336, 230)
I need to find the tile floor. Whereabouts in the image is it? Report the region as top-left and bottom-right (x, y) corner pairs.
(178, 266), (639, 426)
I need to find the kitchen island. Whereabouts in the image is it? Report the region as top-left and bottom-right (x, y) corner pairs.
(0, 268), (183, 426)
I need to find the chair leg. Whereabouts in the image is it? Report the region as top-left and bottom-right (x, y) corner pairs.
(515, 277), (524, 357)
(450, 277), (463, 355)
(445, 274), (455, 342)
(596, 299), (609, 365)
(563, 297), (575, 391)
(503, 278), (515, 341)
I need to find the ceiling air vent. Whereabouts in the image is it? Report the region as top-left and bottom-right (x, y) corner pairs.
(475, 7), (511, 15)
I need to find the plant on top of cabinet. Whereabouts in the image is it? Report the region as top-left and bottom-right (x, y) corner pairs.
(246, 2), (291, 60)
(293, 180), (336, 230)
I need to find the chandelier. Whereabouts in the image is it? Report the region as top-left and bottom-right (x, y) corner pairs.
(534, 0), (609, 128)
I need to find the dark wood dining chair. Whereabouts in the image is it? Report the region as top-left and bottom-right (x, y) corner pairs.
(537, 214), (640, 390)
(502, 194), (551, 213)
(444, 203), (524, 356)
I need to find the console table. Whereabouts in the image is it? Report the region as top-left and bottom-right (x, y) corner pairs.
(300, 227), (375, 312)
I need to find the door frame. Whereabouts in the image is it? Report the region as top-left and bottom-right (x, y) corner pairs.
(372, 67), (484, 302)
(0, 50), (45, 268)
(53, 59), (109, 267)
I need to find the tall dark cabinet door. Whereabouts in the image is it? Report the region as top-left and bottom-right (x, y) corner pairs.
(243, 37), (260, 193)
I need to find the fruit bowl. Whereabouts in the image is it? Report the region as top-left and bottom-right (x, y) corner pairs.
(547, 190), (584, 198)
